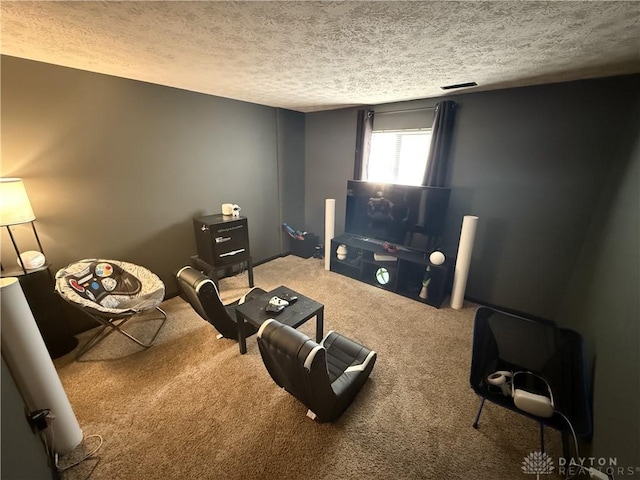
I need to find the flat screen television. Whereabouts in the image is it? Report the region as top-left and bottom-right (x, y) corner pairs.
(345, 180), (451, 250)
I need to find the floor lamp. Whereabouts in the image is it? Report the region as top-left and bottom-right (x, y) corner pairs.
(0, 178), (46, 275)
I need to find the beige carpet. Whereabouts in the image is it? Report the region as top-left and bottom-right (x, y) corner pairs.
(54, 255), (563, 480)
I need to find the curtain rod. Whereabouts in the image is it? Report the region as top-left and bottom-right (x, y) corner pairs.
(373, 106), (436, 116)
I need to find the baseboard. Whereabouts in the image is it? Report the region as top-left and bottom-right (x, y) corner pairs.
(254, 253), (288, 266)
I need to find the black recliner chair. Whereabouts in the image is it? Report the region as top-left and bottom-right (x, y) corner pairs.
(257, 319), (377, 422)
(176, 266), (266, 341)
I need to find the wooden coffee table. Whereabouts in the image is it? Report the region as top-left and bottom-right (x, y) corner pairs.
(234, 285), (324, 355)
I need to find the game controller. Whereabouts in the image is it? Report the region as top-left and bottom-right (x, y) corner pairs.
(487, 370), (513, 397)
(265, 296), (289, 314)
(67, 261), (142, 306)
(277, 293), (298, 304)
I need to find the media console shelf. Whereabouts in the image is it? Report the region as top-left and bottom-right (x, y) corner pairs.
(330, 233), (451, 308)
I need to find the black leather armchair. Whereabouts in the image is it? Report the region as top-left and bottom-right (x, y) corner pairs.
(176, 266), (266, 341)
(257, 319), (376, 422)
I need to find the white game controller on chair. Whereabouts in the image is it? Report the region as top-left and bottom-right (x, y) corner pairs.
(487, 370), (513, 397)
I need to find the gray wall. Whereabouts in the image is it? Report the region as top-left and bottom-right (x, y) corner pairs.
(444, 78), (639, 319)
(304, 109), (358, 243)
(277, 109), (306, 250)
(1, 56), (304, 306)
(559, 127), (639, 466)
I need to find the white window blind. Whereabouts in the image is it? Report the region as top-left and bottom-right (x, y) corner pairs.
(361, 107), (434, 186)
(365, 129), (432, 186)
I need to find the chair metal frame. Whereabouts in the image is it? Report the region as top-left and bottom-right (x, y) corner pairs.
(74, 306), (168, 359)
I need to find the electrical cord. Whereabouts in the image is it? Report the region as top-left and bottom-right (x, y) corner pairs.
(54, 435), (103, 472)
(555, 410), (614, 480)
(485, 371), (604, 480)
(34, 410), (55, 470)
(39, 411), (104, 473)
(554, 410), (586, 480)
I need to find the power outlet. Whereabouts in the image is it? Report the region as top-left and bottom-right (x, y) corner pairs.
(588, 467), (610, 480)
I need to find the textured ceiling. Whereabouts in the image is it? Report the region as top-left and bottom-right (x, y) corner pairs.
(1, 1), (639, 112)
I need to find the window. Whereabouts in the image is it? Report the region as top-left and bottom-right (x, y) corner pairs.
(355, 102), (456, 188)
(363, 128), (432, 186)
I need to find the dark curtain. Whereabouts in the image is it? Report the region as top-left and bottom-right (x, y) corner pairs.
(423, 100), (457, 187)
(353, 109), (374, 180)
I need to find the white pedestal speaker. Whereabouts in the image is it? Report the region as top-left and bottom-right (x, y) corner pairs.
(451, 215), (479, 309)
(324, 198), (335, 270)
(0, 277), (83, 454)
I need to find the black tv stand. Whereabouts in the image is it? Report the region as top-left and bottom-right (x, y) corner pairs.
(329, 233), (451, 308)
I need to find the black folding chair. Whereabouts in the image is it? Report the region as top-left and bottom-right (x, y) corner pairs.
(469, 306), (592, 455)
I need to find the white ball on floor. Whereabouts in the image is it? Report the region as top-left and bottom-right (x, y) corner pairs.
(429, 251), (445, 265)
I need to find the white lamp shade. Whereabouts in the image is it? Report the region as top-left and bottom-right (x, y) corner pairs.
(0, 178), (36, 226)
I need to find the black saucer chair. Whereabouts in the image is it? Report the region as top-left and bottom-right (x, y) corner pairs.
(257, 319), (377, 422)
(176, 266), (266, 341)
(470, 306), (592, 454)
